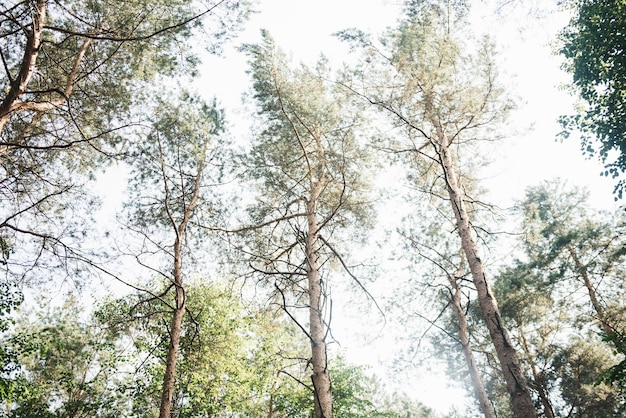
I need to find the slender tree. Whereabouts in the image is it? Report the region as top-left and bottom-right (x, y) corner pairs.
(120, 92), (226, 417)
(338, 3), (536, 415)
(448, 258), (497, 418)
(401, 204), (497, 417)
(240, 31), (374, 418)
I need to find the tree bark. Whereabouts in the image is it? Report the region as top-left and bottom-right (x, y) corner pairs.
(0, 0), (46, 134)
(306, 189), (332, 418)
(567, 244), (613, 335)
(448, 269), (497, 418)
(518, 327), (555, 418)
(159, 272), (185, 418)
(437, 135), (537, 417)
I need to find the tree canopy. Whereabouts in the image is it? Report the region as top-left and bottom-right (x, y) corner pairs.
(1, 1), (625, 417)
(559, 0), (626, 198)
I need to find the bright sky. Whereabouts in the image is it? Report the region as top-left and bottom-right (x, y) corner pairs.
(203, 0), (616, 209)
(195, 0), (619, 414)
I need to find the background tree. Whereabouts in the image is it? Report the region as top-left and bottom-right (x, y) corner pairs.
(492, 179), (626, 416)
(99, 281), (301, 417)
(1, 295), (130, 417)
(0, 280), (24, 412)
(559, 0), (626, 198)
(514, 179), (626, 336)
(395, 195), (499, 418)
(239, 30), (375, 417)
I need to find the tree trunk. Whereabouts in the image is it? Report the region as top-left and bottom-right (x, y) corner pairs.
(567, 245), (613, 335)
(267, 392), (274, 418)
(437, 136), (536, 417)
(0, 0), (46, 134)
(518, 327), (555, 418)
(448, 270), (496, 418)
(159, 234), (186, 418)
(159, 296), (185, 417)
(306, 195), (332, 418)
(157, 153), (202, 418)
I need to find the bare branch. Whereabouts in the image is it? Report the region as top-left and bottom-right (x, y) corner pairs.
(317, 235), (385, 323)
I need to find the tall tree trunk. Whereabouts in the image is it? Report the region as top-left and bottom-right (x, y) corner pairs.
(0, 0), (46, 134)
(567, 245), (614, 335)
(518, 326), (555, 418)
(159, 235), (186, 418)
(306, 194), (332, 418)
(437, 135), (536, 417)
(157, 149), (203, 418)
(448, 267), (496, 418)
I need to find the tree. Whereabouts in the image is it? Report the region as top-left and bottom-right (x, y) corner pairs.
(0, 0), (249, 288)
(559, 0), (626, 198)
(493, 179), (626, 415)
(494, 264), (564, 417)
(1, 295), (130, 417)
(515, 179), (626, 336)
(553, 338), (625, 417)
(0, 280), (23, 409)
(119, 91), (226, 418)
(338, 3), (536, 416)
(0, 0), (247, 136)
(99, 281), (302, 417)
(399, 204), (498, 418)
(239, 31), (375, 418)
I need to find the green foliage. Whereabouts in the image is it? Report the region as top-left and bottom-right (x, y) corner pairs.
(599, 331), (626, 392)
(492, 179), (626, 415)
(1, 295), (131, 417)
(338, 0), (512, 192)
(402, 0), (470, 22)
(0, 282), (23, 407)
(0, 237), (12, 266)
(514, 179), (626, 325)
(559, 0), (626, 198)
(241, 30), (374, 233)
(98, 281), (306, 417)
(552, 338), (626, 417)
(125, 91), (226, 236)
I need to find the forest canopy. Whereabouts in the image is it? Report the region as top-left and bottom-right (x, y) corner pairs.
(0, 0), (624, 417)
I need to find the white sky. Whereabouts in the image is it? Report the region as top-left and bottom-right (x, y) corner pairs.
(193, 0), (619, 414)
(201, 0), (617, 209)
